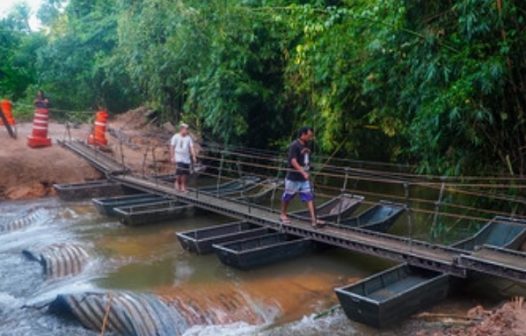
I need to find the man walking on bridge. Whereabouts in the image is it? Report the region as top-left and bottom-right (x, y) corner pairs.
(170, 123), (197, 192)
(280, 126), (323, 228)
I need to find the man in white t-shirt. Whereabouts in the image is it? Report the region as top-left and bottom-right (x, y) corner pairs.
(170, 123), (197, 192)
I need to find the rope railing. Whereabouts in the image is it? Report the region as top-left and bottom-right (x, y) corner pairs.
(151, 146), (524, 205)
(198, 148), (526, 205)
(196, 154), (526, 205)
(98, 123), (524, 184)
(202, 143), (526, 183)
(200, 140), (526, 180)
(201, 140), (418, 170)
(200, 163), (526, 221)
(199, 148), (526, 204)
(173, 153), (524, 222)
(106, 138), (526, 211)
(13, 102), (97, 115)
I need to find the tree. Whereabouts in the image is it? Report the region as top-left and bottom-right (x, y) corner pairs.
(0, 4), (45, 101)
(2, 0), (526, 175)
(34, 0), (140, 115)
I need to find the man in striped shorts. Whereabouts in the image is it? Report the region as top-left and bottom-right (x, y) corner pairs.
(280, 126), (322, 228)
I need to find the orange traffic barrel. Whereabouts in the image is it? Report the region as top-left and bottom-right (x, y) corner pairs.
(88, 110), (109, 146)
(0, 99), (16, 125)
(27, 107), (52, 148)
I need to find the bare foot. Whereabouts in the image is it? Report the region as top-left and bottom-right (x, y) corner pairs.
(280, 215), (291, 224)
(312, 219), (326, 228)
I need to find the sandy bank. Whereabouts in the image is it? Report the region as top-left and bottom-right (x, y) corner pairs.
(0, 122), (101, 200)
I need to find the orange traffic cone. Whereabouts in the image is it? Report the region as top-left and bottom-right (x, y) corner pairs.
(88, 110), (109, 146)
(27, 106), (52, 148)
(0, 99), (16, 126)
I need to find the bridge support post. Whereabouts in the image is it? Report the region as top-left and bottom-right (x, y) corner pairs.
(141, 146), (149, 177)
(62, 122), (72, 142)
(152, 146), (158, 185)
(404, 183), (413, 249)
(431, 181), (446, 241)
(119, 139), (125, 173)
(216, 151), (225, 196)
(236, 160), (251, 214)
(337, 168), (350, 225)
(271, 161), (283, 213)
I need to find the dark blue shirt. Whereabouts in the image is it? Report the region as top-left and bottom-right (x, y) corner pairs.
(286, 140), (311, 181)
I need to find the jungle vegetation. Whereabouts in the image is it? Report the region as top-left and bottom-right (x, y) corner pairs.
(1, 0), (525, 176)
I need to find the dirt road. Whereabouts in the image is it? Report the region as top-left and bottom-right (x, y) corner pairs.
(0, 108), (176, 200)
(0, 122), (101, 199)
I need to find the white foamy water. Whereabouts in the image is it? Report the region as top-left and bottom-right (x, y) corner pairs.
(261, 311), (358, 336)
(183, 321), (266, 336)
(0, 196), (390, 336)
(26, 279), (97, 307)
(0, 292), (22, 311)
(0, 199), (110, 335)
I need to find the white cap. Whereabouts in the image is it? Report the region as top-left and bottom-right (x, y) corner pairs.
(180, 123), (189, 129)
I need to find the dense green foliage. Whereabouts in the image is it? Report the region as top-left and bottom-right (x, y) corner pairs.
(1, 0), (525, 175)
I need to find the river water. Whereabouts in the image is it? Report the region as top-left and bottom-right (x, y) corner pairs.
(0, 191), (522, 335)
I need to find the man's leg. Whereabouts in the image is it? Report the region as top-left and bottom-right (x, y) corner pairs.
(180, 163), (190, 192)
(174, 164), (179, 191)
(306, 200), (317, 226)
(299, 181), (318, 226)
(181, 174), (188, 192)
(280, 180), (295, 223)
(174, 162), (180, 191)
(175, 176), (181, 192)
(280, 199), (290, 220)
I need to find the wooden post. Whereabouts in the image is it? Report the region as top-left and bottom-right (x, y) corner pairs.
(152, 146), (158, 185)
(336, 168), (350, 225)
(64, 122), (72, 141)
(141, 146), (149, 177)
(271, 160), (283, 213)
(237, 160), (251, 213)
(216, 151), (225, 196)
(431, 181), (446, 241)
(404, 182), (413, 249)
(119, 138), (125, 171)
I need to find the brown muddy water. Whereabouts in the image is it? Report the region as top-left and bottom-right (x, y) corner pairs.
(0, 191), (522, 335)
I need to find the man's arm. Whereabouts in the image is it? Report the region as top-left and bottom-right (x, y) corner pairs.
(189, 138), (197, 163)
(170, 136), (177, 163)
(190, 144), (197, 163)
(291, 158), (309, 180)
